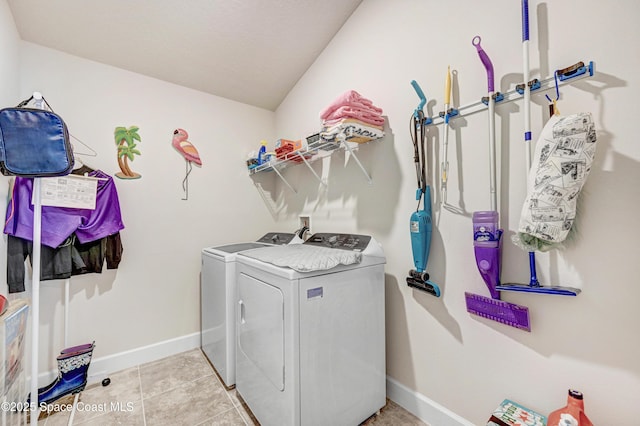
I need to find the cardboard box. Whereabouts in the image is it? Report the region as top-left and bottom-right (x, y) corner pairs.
(487, 399), (547, 426)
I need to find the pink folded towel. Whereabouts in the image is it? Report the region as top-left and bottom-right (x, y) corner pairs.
(320, 90), (383, 120)
(323, 105), (385, 127)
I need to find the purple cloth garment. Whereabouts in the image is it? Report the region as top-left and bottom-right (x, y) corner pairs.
(4, 170), (124, 248)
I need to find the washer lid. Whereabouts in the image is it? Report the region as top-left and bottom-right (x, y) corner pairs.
(205, 242), (268, 254)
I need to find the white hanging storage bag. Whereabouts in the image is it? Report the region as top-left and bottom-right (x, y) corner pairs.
(514, 112), (597, 251)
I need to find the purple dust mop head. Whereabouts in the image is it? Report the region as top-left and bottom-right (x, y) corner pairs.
(465, 293), (531, 331)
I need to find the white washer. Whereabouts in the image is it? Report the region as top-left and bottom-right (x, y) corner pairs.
(235, 233), (386, 426)
(201, 232), (299, 388)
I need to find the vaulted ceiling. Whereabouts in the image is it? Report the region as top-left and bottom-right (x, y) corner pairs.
(7, 0), (363, 110)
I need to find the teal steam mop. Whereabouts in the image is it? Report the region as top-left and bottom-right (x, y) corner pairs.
(406, 80), (441, 297)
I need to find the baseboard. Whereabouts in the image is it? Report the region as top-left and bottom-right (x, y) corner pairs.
(36, 335), (471, 426)
(38, 332), (201, 386)
(386, 376), (474, 426)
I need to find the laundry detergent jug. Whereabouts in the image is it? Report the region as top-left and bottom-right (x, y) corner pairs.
(547, 389), (593, 426)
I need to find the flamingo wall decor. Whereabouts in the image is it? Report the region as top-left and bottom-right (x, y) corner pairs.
(172, 128), (202, 200)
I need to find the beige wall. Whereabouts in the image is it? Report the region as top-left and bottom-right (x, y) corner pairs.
(0, 0), (20, 299)
(0, 0), (19, 103)
(2, 38), (280, 375)
(3, 0), (639, 424)
(275, 0), (640, 424)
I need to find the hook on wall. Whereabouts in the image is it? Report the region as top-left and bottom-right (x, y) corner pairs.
(545, 70), (561, 116)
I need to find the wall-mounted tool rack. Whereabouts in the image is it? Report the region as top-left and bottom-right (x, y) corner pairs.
(426, 61), (594, 127)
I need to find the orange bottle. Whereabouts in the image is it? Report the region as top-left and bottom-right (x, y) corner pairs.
(548, 389), (594, 426)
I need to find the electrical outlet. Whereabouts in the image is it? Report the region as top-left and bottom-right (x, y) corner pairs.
(299, 215), (311, 237)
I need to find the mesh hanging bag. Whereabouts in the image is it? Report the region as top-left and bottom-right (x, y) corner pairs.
(513, 112), (597, 252)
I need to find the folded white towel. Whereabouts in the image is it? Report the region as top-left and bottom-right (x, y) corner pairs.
(321, 119), (385, 143)
(241, 245), (362, 272)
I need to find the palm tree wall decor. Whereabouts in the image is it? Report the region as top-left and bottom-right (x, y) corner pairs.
(114, 126), (142, 179)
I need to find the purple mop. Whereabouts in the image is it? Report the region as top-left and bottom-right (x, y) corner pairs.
(465, 36), (530, 332)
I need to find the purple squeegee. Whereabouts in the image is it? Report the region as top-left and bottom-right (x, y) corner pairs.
(465, 292), (531, 332)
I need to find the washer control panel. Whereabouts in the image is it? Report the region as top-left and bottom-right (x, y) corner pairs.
(256, 232), (296, 245)
(304, 233), (371, 251)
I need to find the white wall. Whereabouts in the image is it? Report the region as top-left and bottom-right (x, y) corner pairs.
(0, 0), (20, 294)
(275, 0), (640, 424)
(3, 0), (639, 424)
(6, 41), (279, 375)
(0, 0), (19, 103)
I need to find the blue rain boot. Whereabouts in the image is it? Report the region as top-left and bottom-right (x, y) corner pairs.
(59, 342), (95, 355)
(30, 343), (94, 406)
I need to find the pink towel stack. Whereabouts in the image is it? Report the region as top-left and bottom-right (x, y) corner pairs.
(320, 90), (385, 127)
(319, 90), (385, 144)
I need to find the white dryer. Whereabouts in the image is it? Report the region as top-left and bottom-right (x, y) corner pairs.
(201, 232), (300, 388)
(235, 233), (386, 426)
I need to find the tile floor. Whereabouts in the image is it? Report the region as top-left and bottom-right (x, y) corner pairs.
(35, 349), (427, 425)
